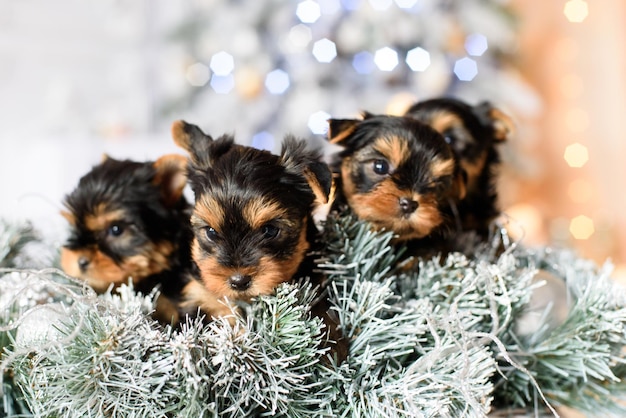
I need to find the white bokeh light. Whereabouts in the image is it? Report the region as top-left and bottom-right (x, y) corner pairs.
(318, 0), (340, 14)
(374, 47), (399, 71)
(369, 0), (393, 11)
(453, 57), (478, 81)
(352, 51), (375, 74)
(296, 0), (321, 23)
(265, 69), (290, 94)
(209, 51), (235, 76)
(394, 0), (419, 8)
(210, 74), (235, 94)
(308, 110), (331, 134)
(406, 47), (430, 71)
(465, 34), (488, 56)
(312, 38), (337, 63)
(288, 24), (312, 48)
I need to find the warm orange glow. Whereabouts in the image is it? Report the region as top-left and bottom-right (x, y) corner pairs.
(564, 0), (589, 23)
(235, 67), (264, 99)
(563, 143), (589, 168)
(504, 203), (544, 244)
(554, 37), (579, 62)
(385, 92), (418, 116)
(559, 73), (584, 99)
(568, 179), (593, 203)
(565, 108), (589, 133)
(613, 264), (626, 286)
(569, 215), (594, 240)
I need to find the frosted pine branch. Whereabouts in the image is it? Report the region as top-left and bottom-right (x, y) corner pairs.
(2, 214), (626, 417)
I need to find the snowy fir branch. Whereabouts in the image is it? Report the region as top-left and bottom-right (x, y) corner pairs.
(1, 214), (626, 417)
(0, 220), (38, 269)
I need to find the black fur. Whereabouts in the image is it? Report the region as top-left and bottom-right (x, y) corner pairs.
(184, 135), (323, 270)
(405, 97), (510, 236)
(336, 115), (456, 198)
(61, 156), (193, 323)
(327, 113), (465, 246)
(173, 121), (346, 362)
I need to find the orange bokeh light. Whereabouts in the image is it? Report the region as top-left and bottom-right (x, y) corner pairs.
(569, 215), (594, 240)
(564, 143), (589, 168)
(564, 0), (589, 23)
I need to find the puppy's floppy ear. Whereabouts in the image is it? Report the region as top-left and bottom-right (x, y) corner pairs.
(327, 118), (360, 145)
(360, 110), (375, 120)
(171, 120), (214, 167)
(473, 102), (515, 142)
(280, 136), (334, 207)
(60, 210), (76, 226)
(153, 154), (188, 207)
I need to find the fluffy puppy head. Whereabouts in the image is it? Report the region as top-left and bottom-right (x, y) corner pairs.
(60, 154), (188, 292)
(327, 113), (466, 241)
(171, 120), (333, 302)
(405, 98), (514, 194)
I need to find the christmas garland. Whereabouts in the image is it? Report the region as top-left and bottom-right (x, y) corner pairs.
(1, 215), (626, 417)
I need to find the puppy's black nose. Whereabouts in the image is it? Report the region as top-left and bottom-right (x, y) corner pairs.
(229, 274), (252, 291)
(399, 198), (418, 214)
(78, 256), (90, 272)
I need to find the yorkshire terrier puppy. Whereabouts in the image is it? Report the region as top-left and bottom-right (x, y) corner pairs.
(170, 120), (334, 320)
(326, 113), (466, 245)
(405, 97), (514, 236)
(60, 154), (193, 324)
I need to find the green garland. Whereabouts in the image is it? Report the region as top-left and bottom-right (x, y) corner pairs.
(1, 214), (626, 417)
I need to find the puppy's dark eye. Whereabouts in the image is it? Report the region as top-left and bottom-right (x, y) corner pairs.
(204, 226), (218, 241)
(108, 224), (124, 237)
(261, 224), (280, 240)
(372, 159), (390, 175)
(442, 130), (455, 145)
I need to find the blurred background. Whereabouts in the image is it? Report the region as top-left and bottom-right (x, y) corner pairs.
(0, 0), (624, 285)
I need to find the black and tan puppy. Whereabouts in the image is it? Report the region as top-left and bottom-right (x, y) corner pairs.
(170, 120), (334, 320)
(60, 154), (193, 324)
(405, 97), (514, 236)
(327, 113), (466, 244)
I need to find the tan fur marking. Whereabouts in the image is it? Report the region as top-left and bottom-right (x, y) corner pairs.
(153, 295), (180, 325)
(171, 120), (191, 151)
(328, 120), (358, 144)
(60, 210), (76, 226)
(60, 247), (84, 279)
(430, 158), (455, 178)
(84, 207), (126, 232)
(303, 168), (331, 205)
(60, 246), (126, 292)
(60, 241), (174, 293)
(312, 179), (336, 223)
(153, 154), (188, 206)
(373, 136), (410, 168)
(191, 223), (309, 302)
(429, 111), (463, 133)
(347, 180), (403, 222)
(119, 240), (174, 279)
(180, 280), (237, 320)
(242, 199), (289, 230)
(489, 108), (514, 141)
(346, 179), (443, 241)
(194, 195), (225, 230)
